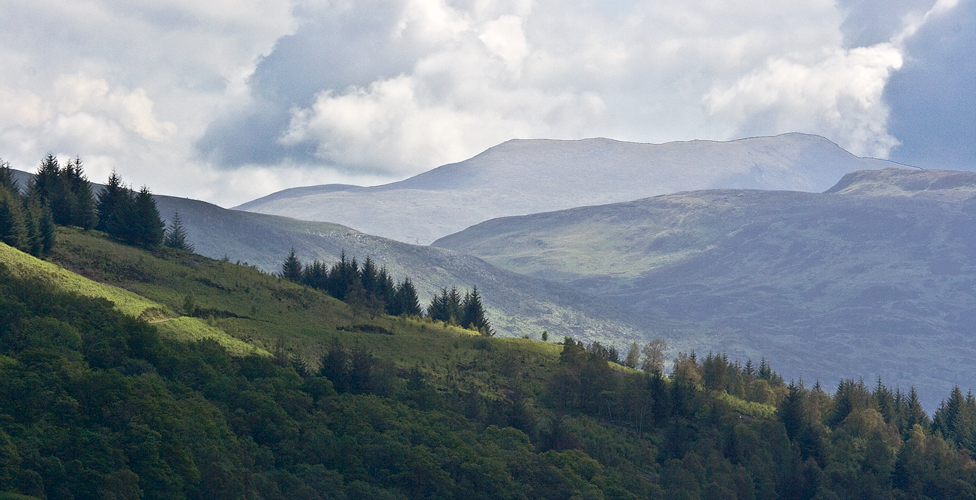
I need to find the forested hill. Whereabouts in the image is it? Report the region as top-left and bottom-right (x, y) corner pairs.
(2, 218), (976, 498)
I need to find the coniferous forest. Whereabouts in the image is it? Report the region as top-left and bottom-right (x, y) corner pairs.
(2, 157), (976, 498)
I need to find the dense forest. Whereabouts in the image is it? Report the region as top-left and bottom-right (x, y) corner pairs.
(3, 156), (976, 498)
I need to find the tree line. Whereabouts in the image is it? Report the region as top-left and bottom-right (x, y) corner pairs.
(280, 250), (493, 334)
(0, 155), (193, 254)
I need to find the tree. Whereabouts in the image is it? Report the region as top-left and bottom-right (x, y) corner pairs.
(164, 211), (194, 252)
(0, 185), (27, 249)
(461, 287), (493, 335)
(624, 342), (640, 368)
(65, 157), (98, 230)
(97, 171), (128, 232)
(131, 186), (164, 248)
(641, 339), (668, 374)
(391, 278), (422, 317)
(281, 248), (303, 282)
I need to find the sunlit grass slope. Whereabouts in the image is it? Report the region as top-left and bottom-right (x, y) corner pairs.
(0, 240), (261, 356)
(45, 227), (566, 395)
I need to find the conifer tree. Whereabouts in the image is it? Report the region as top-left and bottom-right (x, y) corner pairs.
(461, 286), (492, 335)
(391, 278), (422, 317)
(281, 248), (303, 282)
(131, 186), (164, 248)
(97, 171), (128, 232)
(163, 211), (193, 252)
(0, 186), (27, 249)
(65, 157), (98, 230)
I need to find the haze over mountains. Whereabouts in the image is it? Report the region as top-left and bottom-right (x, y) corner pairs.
(236, 133), (902, 244)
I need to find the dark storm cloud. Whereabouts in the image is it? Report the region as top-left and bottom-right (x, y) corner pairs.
(885, 0), (976, 170)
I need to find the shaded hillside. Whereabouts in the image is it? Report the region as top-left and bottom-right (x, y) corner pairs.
(434, 168), (976, 410)
(151, 195), (650, 345)
(236, 133), (900, 244)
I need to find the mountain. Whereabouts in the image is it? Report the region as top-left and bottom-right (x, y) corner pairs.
(433, 168), (976, 410)
(235, 133), (902, 244)
(8, 167), (649, 344)
(151, 195), (650, 345)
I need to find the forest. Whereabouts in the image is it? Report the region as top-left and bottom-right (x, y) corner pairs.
(2, 156), (976, 499)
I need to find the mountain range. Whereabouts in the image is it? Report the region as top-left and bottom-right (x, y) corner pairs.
(433, 167), (976, 410)
(11, 134), (972, 410)
(235, 133), (901, 244)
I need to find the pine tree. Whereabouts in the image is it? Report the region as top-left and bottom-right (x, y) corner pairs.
(97, 171), (128, 232)
(391, 278), (422, 317)
(163, 211), (193, 252)
(281, 248), (303, 282)
(65, 157), (98, 230)
(0, 186), (27, 249)
(0, 160), (18, 193)
(461, 286), (492, 335)
(131, 186), (164, 248)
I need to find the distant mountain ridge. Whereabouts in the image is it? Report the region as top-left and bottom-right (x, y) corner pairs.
(433, 167), (976, 410)
(236, 133), (905, 244)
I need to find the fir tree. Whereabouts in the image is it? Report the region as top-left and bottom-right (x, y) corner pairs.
(0, 186), (27, 249)
(461, 286), (492, 335)
(64, 157), (98, 230)
(131, 186), (164, 248)
(97, 171), (128, 232)
(281, 248), (303, 282)
(164, 211), (194, 252)
(391, 278), (422, 317)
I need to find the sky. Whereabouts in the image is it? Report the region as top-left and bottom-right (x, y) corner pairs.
(0, 0), (972, 207)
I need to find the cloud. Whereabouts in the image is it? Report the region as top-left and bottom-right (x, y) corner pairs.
(885, 0), (975, 169)
(1, 0), (970, 207)
(205, 0), (956, 178)
(702, 44), (904, 158)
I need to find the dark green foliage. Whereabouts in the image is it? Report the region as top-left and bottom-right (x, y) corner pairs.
(163, 210), (194, 252)
(131, 186), (165, 248)
(94, 173), (164, 248)
(27, 155), (98, 230)
(280, 248), (303, 281)
(7, 231), (976, 499)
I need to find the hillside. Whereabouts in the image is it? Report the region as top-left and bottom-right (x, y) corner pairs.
(4, 224), (976, 499)
(235, 133), (901, 244)
(433, 168), (976, 410)
(149, 195), (651, 346)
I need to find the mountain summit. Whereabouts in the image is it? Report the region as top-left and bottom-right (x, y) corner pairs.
(236, 133), (903, 244)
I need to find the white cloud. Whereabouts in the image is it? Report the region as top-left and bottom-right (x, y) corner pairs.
(702, 44), (904, 158)
(0, 0), (968, 206)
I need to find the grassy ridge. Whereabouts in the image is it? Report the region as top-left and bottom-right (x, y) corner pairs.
(41, 227), (568, 396)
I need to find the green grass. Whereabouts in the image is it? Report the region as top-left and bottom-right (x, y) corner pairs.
(1, 240), (267, 355)
(41, 228), (568, 395)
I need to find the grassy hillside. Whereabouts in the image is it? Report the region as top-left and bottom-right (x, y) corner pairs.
(151, 194), (653, 348)
(0, 240), (258, 356)
(44, 226), (568, 391)
(3, 228), (976, 499)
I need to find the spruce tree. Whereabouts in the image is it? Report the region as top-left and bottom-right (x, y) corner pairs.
(97, 171), (128, 232)
(163, 211), (193, 252)
(0, 186), (27, 249)
(132, 186), (164, 248)
(65, 157), (98, 230)
(461, 286), (493, 335)
(391, 278), (422, 317)
(281, 248), (303, 282)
